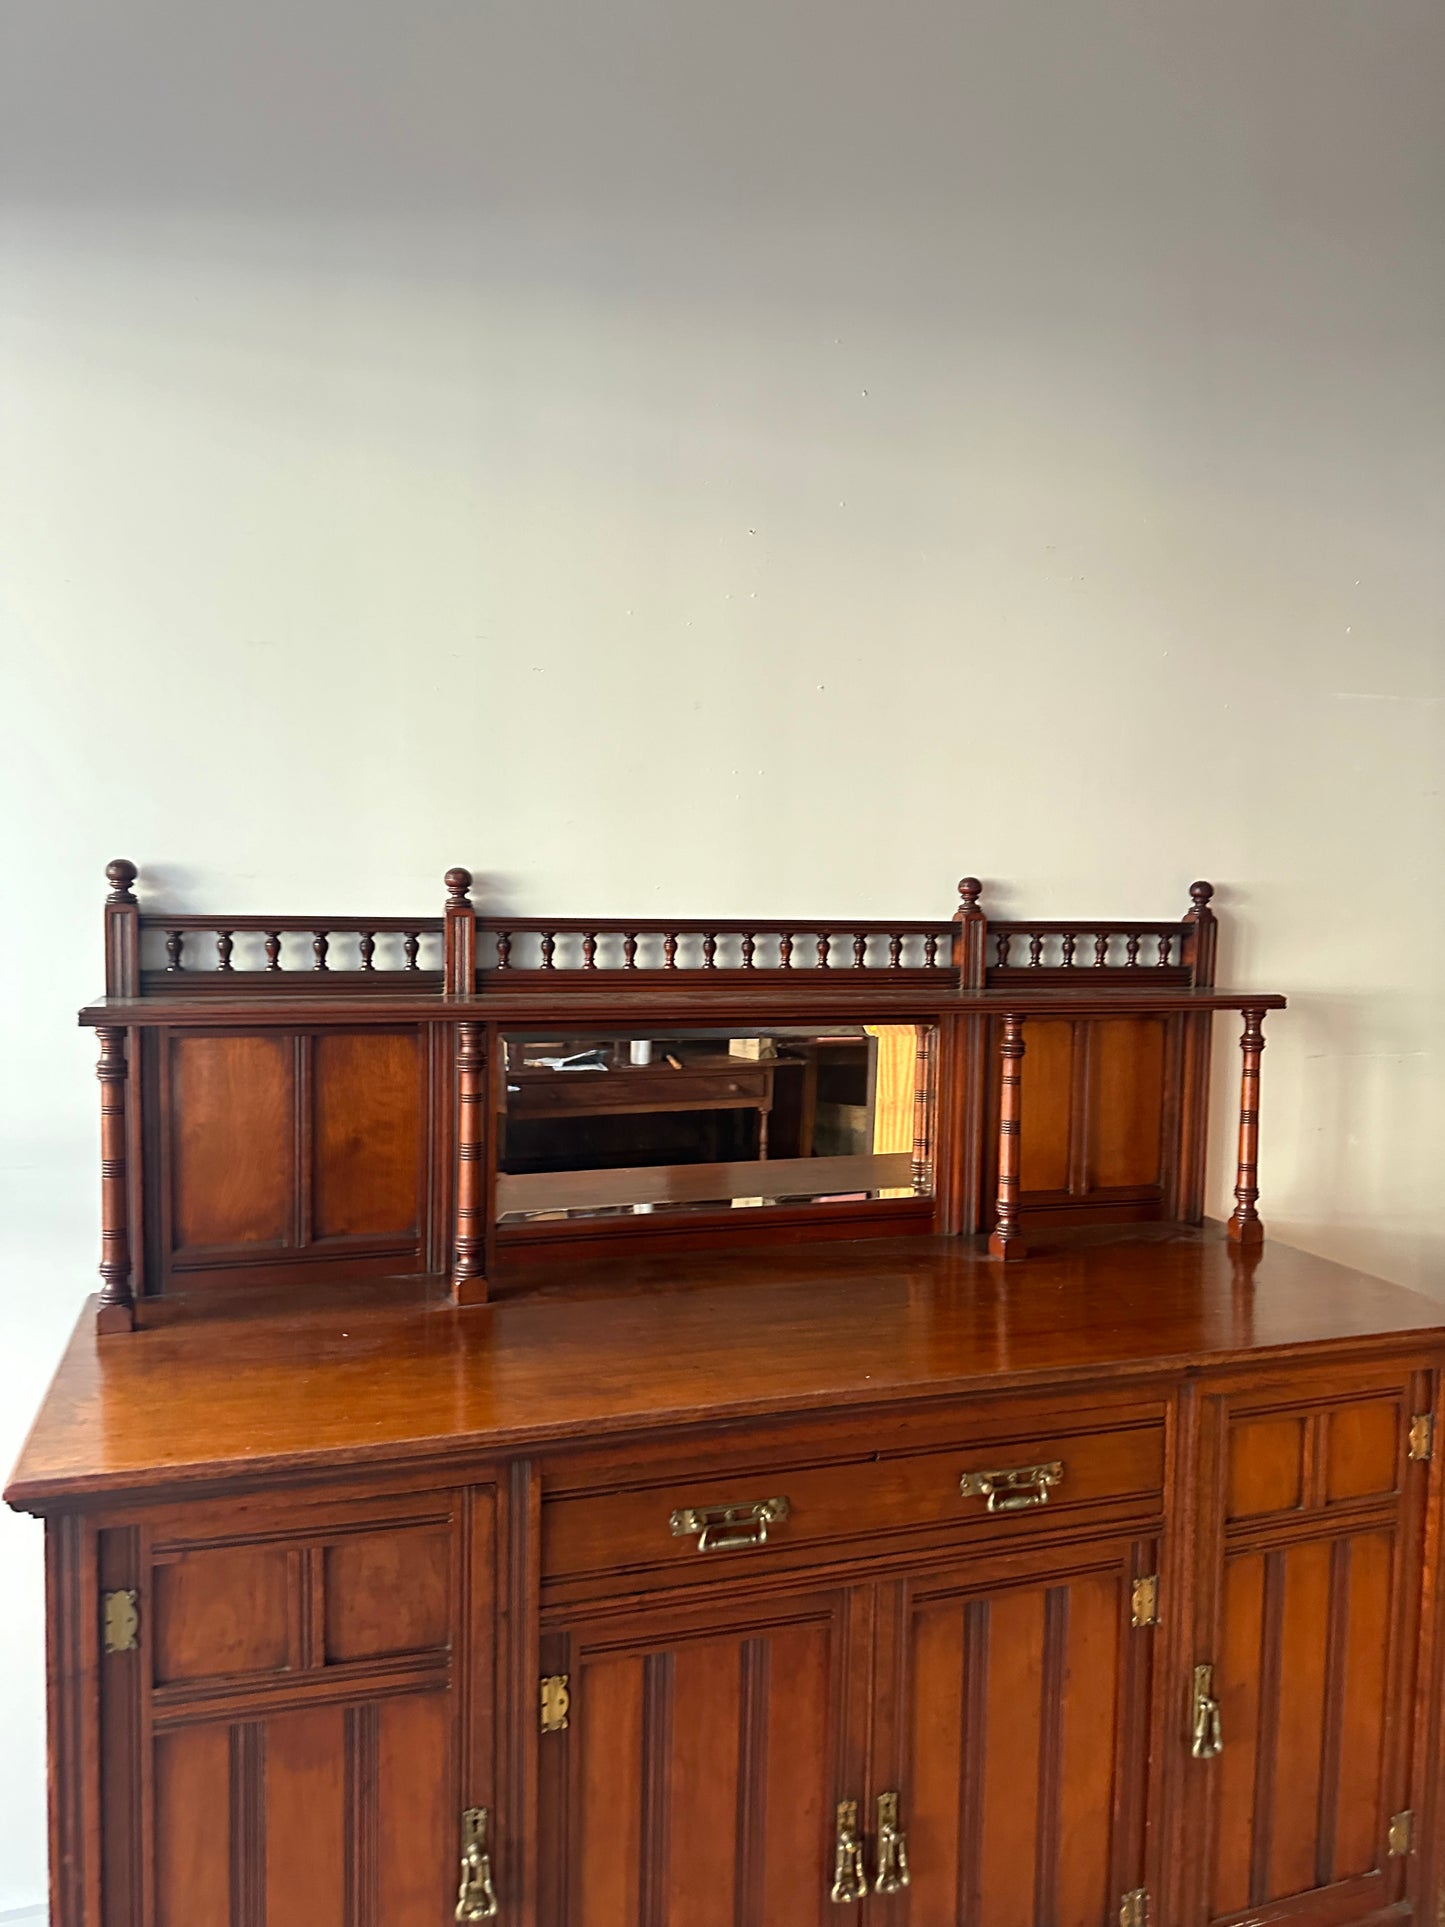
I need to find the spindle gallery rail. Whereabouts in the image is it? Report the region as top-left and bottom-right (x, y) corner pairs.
(100, 862), (1220, 1000)
(474, 917), (956, 982)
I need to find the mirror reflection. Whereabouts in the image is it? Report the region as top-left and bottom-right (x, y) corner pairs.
(497, 1025), (936, 1223)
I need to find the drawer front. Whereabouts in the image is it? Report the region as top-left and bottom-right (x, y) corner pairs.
(510, 1065), (770, 1118)
(542, 1417), (1165, 1590)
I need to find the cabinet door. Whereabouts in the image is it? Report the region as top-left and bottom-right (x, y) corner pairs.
(537, 1583), (871, 1927)
(872, 1532), (1159, 1926)
(1185, 1371), (1434, 1927)
(97, 1482), (498, 1927)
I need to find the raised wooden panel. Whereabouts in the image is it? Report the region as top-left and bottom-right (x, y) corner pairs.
(541, 1592), (855, 1927)
(154, 1724), (231, 1927)
(1323, 1398), (1401, 1505)
(324, 1525), (451, 1662)
(1208, 1527), (1401, 1917)
(1086, 1017), (1164, 1190)
(265, 1704), (346, 1927)
(1227, 1415), (1306, 1520)
(312, 1030), (423, 1240)
(152, 1544), (291, 1684)
(377, 1692), (456, 1924)
(170, 1032), (292, 1249)
(902, 1549), (1150, 1927)
(1018, 1018), (1074, 1194)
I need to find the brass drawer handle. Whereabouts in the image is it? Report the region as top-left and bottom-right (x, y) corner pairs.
(455, 1807), (499, 1920)
(874, 1791), (910, 1895)
(670, 1495), (790, 1552)
(829, 1799), (868, 1904)
(959, 1459), (1064, 1512)
(1191, 1663), (1224, 1759)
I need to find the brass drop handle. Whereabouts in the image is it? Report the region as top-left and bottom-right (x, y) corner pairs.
(456, 1807), (499, 1921)
(959, 1459), (1064, 1513)
(829, 1799), (869, 1905)
(1191, 1664), (1224, 1760)
(670, 1496), (790, 1553)
(874, 1791), (911, 1895)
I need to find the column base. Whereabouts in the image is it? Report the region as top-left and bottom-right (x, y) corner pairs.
(451, 1272), (491, 1307)
(96, 1298), (136, 1334)
(1226, 1214), (1265, 1248)
(987, 1231), (1029, 1262)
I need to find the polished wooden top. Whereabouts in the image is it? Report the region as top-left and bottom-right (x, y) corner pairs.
(8, 1225), (1442, 1512)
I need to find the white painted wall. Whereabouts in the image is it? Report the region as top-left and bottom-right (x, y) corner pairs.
(2, 0), (1442, 1907)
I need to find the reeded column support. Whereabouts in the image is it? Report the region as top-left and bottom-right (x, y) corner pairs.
(1226, 1006), (1267, 1248)
(96, 1026), (136, 1332)
(988, 1012), (1028, 1261)
(452, 1021), (490, 1304)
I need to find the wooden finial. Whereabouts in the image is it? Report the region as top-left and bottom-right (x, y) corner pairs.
(954, 877), (987, 990)
(106, 859), (138, 905)
(1189, 880), (1214, 913)
(445, 867), (473, 908)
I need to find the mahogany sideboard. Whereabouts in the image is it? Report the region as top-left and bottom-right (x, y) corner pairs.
(7, 864), (1445, 1927)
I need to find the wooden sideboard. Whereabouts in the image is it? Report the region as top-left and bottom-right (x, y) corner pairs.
(7, 865), (1444, 1927)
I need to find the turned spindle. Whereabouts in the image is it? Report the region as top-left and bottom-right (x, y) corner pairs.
(216, 930), (234, 972)
(988, 1013), (1028, 1261)
(740, 932), (755, 970)
(852, 932), (867, 969)
(1226, 1007), (1267, 1248)
(403, 930), (421, 971)
(95, 1027), (135, 1332)
(443, 867), (476, 996)
(779, 932), (793, 969)
(312, 930), (330, 972)
(358, 931), (376, 972)
(265, 931), (283, 971)
(451, 1021), (489, 1304)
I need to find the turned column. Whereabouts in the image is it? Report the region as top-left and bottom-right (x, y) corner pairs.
(96, 1027), (136, 1332)
(452, 1021), (489, 1304)
(953, 876), (987, 990)
(1226, 1006), (1267, 1248)
(988, 1012), (1028, 1261)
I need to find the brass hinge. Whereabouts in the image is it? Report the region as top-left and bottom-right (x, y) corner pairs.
(1409, 1415), (1434, 1462)
(102, 1589), (139, 1654)
(1120, 1887), (1149, 1927)
(540, 1673), (570, 1734)
(1131, 1574), (1160, 1627)
(1389, 1809), (1414, 1856)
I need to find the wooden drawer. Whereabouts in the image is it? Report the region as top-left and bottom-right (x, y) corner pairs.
(542, 1416), (1165, 1590)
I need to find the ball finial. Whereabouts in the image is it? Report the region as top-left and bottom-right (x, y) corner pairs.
(444, 867), (473, 908)
(957, 876), (983, 910)
(106, 858), (138, 905)
(1189, 880), (1214, 910)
